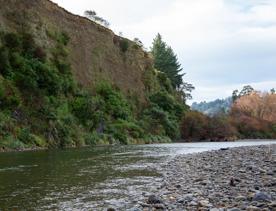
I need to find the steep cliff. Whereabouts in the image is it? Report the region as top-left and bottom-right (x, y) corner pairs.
(0, 0), (184, 149)
(0, 0), (152, 103)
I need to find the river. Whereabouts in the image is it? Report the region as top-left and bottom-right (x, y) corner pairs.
(0, 140), (275, 210)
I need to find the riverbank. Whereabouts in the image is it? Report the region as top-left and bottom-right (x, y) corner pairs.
(139, 144), (276, 210)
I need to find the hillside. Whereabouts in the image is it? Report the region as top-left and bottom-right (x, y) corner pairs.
(191, 97), (232, 116)
(0, 0), (186, 150)
(0, 0), (154, 103)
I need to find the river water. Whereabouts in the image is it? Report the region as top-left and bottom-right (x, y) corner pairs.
(0, 140), (275, 210)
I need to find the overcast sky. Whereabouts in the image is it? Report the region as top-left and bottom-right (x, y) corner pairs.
(51, 0), (276, 103)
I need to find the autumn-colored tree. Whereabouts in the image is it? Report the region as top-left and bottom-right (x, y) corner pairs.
(181, 111), (208, 141)
(207, 115), (237, 141)
(180, 111), (236, 141)
(231, 91), (276, 138)
(231, 91), (276, 123)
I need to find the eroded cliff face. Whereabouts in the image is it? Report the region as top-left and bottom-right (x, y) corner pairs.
(0, 0), (153, 103)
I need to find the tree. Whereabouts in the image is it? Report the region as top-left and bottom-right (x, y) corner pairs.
(151, 34), (194, 100)
(239, 85), (254, 97)
(151, 34), (183, 89)
(271, 88), (275, 94)
(84, 10), (110, 28)
(232, 89), (239, 102)
(232, 91), (276, 123)
(179, 82), (195, 101)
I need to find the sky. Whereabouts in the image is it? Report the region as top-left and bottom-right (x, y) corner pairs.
(51, 0), (276, 103)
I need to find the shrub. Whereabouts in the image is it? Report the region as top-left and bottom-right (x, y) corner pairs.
(107, 119), (144, 140)
(84, 131), (102, 145)
(181, 111), (209, 140)
(18, 128), (35, 145)
(71, 94), (103, 127)
(1, 135), (25, 149)
(149, 91), (183, 118)
(3, 33), (22, 50)
(96, 82), (131, 120)
(0, 78), (21, 109)
(119, 39), (129, 53)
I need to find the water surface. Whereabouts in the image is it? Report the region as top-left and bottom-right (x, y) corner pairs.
(0, 140), (275, 210)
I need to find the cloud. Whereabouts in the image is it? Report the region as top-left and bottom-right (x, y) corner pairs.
(51, 0), (276, 102)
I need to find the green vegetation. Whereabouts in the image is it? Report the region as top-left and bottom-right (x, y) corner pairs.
(151, 34), (194, 101)
(0, 30), (189, 150)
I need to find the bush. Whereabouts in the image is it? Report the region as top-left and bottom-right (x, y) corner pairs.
(107, 119), (144, 140)
(1, 136), (25, 149)
(142, 91), (184, 139)
(119, 39), (129, 53)
(0, 112), (16, 137)
(71, 94), (103, 127)
(0, 78), (21, 109)
(96, 82), (131, 120)
(18, 128), (35, 145)
(149, 91), (183, 118)
(3, 33), (22, 50)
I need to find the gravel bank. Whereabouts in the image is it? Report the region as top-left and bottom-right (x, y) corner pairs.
(138, 144), (276, 211)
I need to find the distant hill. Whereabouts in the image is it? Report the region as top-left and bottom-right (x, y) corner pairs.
(191, 97), (232, 116)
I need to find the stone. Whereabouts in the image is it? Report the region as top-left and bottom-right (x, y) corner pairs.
(236, 195), (247, 201)
(199, 200), (211, 207)
(147, 195), (163, 204)
(182, 194), (194, 202)
(189, 201), (198, 206)
(152, 204), (166, 209)
(210, 209), (221, 211)
(128, 207), (142, 211)
(139, 203), (150, 208)
(228, 208), (241, 211)
(175, 184), (181, 189)
(268, 201), (276, 208)
(252, 192), (272, 202)
(246, 205), (260, 211)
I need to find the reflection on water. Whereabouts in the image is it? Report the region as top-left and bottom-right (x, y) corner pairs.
(0, 140), (275, 210)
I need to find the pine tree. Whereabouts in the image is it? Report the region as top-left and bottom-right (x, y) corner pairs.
(151, 34), (184, 89)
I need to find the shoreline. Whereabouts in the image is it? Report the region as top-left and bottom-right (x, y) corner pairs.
(138, 144), (276, 210)
(1, 139), (275, 153)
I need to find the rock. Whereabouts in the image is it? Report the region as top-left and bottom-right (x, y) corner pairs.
(268, 201), (276, 208)
(230, 177), (236, 186)
(194, 177), (204, 182)
(182, 194), (194, 202)
(228, 208), (241, 211)
(210, 208), (221, 211)
(107, 208), (116, 211)
(175, 184), (181, 189)
(267, 171), (273, 175)
(246, 205), (260, 211)
(236, 195), (247, 201)
(152, 204), (166, 209)
(220, 147), (230, 151)
(200, 180), (208, 185)
(189, 201), (198, 206)
(252, 192), (272, 202)
(139, 202), (150, 207)
(147, 195), (163, 204)
(128, 207), (142, 211)
(198, 200), (211, 207)
(259, 168), (267, 174)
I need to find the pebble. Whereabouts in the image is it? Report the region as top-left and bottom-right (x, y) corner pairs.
(147, 195), (163, 204)
(252, 192), (272, 202)
(138, 145), (276, 210)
